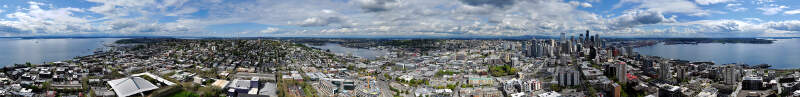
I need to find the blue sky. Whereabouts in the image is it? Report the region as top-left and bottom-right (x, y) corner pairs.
(0, 0), (799, 37)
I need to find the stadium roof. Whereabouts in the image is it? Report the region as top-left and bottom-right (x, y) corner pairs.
(107, 77), (159, 97)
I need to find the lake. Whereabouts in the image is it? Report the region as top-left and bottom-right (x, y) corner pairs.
(634, 38), (800, 69)
(0, 38), (122, 67)
(305, 43), (389, 60)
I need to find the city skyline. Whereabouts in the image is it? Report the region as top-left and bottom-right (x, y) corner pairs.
(0, 0), (800, 37)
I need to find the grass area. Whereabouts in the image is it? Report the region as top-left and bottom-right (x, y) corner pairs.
(489, 65), (518, 77)
(168, 91), (199, 97)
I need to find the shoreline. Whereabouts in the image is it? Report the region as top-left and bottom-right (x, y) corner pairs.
(0, 38), (125, 68)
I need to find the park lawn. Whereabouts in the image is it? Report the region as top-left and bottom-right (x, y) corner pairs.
(168, 91), (199, 97)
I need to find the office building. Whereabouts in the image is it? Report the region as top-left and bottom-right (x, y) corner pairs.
(617, 62), (628, 83)
(557, 67), (581, 86)
(659, 63), (672, 81)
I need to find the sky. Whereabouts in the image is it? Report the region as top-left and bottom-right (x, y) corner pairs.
(0, 0), (799, 37)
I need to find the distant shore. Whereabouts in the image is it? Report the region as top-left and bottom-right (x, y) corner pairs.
(662, 38), (775, 45)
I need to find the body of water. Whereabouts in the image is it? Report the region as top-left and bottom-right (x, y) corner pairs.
(306, 43), (389, 60)
(0, 38), (122, 67)
(634, 38), (800, 69)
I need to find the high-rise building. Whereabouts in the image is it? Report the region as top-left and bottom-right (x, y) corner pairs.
(570, 36), (575, 54)
(525, 41), (534, 57)
(560, 32), (566, 43)
(721, 65), (742, 85)
(557, 67), (581, 86)
(624, 47), (633, 57)
(742, 76), (763, 90)
(588, 36), (594, 47)
(579, 34), (584, 45)
(584, 30), (589, 45)
(536, 42), (545, 58)
(642, 59), (655, 75)
(676, 66), (688, 81)
(526, 40), (550, 58)
(617, 62), (628, 83)
(659, 63), (672, 81)
(592, 34), (598, 47)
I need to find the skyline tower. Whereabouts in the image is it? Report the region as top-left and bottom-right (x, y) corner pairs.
(560, 32), (566, 43)
(585, 30), (590, 43)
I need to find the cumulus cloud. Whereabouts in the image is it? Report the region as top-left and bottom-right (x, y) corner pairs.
(355, 0), (402, 12)
(608, 10), (676, 30)
(86, 0), (158, 17)
(0, 1), (92, 35)
(0, 0), (205, 36)
(260, 27), (280, 33)
(293, 17), (347, 27)
(765, 21), (800, 31)
(743, 18), (762, 22)
(660, 19), (800, 37)
(615, 0), (712, 16)
(694, 0), (734, 5)
(725, 3), (747, 12)
(757, 5), (787, 15)
(0, 25), (28, 34)
(1, 0), (798, 37)
(569, 1), (593, 8)
(459, 0), (515, 8)
(165, 7), (199, 16)
(785, 9), (800, 15)
(110, 20), (139, 30)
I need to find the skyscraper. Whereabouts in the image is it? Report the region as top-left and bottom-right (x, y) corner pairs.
(659, 63), (672, 81)
(557, 67), (581, 86)
(617, 62), (628, 83)
(560, 32), (566, 43)
(585, 30), (590, 43)
(722, 65), (742, 85)
(595, 34), (600, 48)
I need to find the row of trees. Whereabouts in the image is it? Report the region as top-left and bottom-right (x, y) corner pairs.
(489, 65), (518, 77)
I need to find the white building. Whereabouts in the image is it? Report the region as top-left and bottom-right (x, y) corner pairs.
(107, 77), (159, 97)
(617, 62), (628, 83)
(538, 91), (561, 97)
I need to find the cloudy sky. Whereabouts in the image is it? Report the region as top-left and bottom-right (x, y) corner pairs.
(0, 0), (799, 37)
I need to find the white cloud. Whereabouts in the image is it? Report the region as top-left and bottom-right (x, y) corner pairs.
(725, 3), (747, 12)
(2, 0), (798, 37)
(608, 10), (677, 30)
(694, 0), (734, 5)
(785, 9), (800, 15)
(165, 7), (198, 16)
(743, 18), (762, 22)
(0, 2), (92, 35)
(569, 1), (592, 8)
(260, 27), (280, 33)
(757, 5), (787, 15)
(0, 1), (205, 36)
(292, 17), (348, 27)
(354, 0), (404, 12)
(764, 20), (800, 31)
(86, 0), (158, 17)
(658, 19), (800, 37)
(615, 0), (712, 16)
(27, 1), (45, 6)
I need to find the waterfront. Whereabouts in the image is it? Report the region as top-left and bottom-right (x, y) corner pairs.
(305, 43), (389, 60)
(634, 38), (800, 69)
(0, 38), (121, 67)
